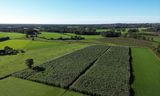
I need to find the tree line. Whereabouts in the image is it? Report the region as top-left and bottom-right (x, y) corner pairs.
(0, 23), (160, 33)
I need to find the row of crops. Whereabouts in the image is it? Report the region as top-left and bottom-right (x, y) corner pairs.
(13, 45), (130, 96)
(70, 47), (130, 96)
(13, 45), (110, 88)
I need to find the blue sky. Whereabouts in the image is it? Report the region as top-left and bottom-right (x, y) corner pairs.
(0, 0), (160, 24)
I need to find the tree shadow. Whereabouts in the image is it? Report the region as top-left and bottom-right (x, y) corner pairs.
(33, 66), (45, 72)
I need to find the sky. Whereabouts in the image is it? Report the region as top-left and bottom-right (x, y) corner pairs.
(0, 0), (160, 24)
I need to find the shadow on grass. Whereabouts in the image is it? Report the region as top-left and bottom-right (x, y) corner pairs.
(129, 48), (135, 96)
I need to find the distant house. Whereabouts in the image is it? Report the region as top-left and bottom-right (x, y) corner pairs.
(24, 29), (40, 39)
(25, 29), (39, 36)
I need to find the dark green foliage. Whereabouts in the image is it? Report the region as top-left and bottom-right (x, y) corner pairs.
(25, 29), (39, 40)
(4, 46), (14, 54)
(70, 47), (130, 96)
(13, 45), (109, 88)
(70, 35), (85, 40)
(128, 28), (139, 33)
(0, 46), (23, 56)
(25, 59), (34, 69)
(156, 43), (160, 53)
(101, 31), (121, 37)
(0, 37), (10, 42)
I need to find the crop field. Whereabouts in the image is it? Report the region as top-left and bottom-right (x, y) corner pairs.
(13, 45), (110, 88)
(98, 37), (156, 48)
(12, 45), (130, 96)
(132, 48), (160, 96)
(71, 47), (130, 96)
(144, 35), (160, 43)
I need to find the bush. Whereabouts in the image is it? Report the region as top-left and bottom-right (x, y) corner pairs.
(25, 59), (34, 69)
(70, 35), (85, 40)
(0, 37), (10, 42)
(101, 31), (121, 37)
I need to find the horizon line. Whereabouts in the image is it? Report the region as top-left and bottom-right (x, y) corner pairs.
(0, 22), (160, 25)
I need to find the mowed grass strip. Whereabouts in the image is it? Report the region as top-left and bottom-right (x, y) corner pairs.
(132, 48), (160, 96)
(13, 45), (110, 88)
(70, 47), (130, 96)
(0, 77), (85, 96)
(0, 40), (87, 78)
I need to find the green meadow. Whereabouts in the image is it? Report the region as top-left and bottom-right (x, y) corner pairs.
(0, 77), (85, 96)
(132, 48), (160, 96)
(0, 39), (87, 78)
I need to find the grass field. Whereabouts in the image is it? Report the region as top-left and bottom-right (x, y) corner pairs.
(132, 48), (160, 96)
(39, 32), (71, 39)
(0, 32), (25, 39)
(0, 77), (85, 96)
(96, 29), (108, 32)
(0, 40), (87, 78)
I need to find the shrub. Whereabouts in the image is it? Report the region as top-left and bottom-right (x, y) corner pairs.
(25, 59), (34, 69)
(101, 31), (121, 37)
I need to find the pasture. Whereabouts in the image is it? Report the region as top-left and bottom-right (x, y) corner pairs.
(132, 48), (160, 96)
(0, 39), (87, 78)
(38, 32), (71, 39)
(0, 32), (25, 39)
(0, 77), (85, 96)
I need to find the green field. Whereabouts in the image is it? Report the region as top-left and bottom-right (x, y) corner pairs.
(0, 33), (88, 96)
(71, 47), (130, 96)
(1, 31), (160, 96)
(96, 29), (108, 32)
(0, 39), (87, 78)
(144, 35), (160, 43)
(0, 32), (25, 39)
(39, 32), (71, 39)
(132, 48), (160, 96)
(0, 77), (85, 96)
(98, 37), (156, 48)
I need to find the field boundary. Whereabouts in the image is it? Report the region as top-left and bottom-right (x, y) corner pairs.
(0, 74), (11, 80)
(129, 48), (135, 96)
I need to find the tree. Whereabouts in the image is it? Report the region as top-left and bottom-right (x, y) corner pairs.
(151, 37), (154, 41)
(128, 28), (139, 33)
(25, 29), (39, 40)
(25, 59), (34, 69)
(101, 31), (121, 37)
(4, 46), (13, 55)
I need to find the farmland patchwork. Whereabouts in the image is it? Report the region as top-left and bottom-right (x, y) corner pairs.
(12, 45), (131, 96)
